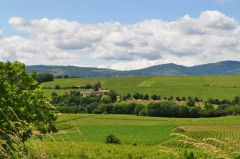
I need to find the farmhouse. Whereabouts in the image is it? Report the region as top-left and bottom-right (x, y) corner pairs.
(81, 90), (110, 97)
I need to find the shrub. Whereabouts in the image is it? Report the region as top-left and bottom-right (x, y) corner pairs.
(147, 102), (180, 117)
(143, 94), (149, 100)
(187, 99), (195, 107)
(134, 104), (146, 115)
(105, 134), (121, 144)
(233, 96), (240, 104)
(151, 94), (160, 100)
(233, 154), (240, 159)
(36, 73), (54, 83)
(55, 84), (61, 89)
(133, 92), (143, 100)
(183, 151), (195, 159)
(126, 93), (131, 99)
(172, 127), (186, 133)
(101, 95), (112, 104)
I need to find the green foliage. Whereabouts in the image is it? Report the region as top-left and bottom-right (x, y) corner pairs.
(105, 134), (121, 144)
(101, 95), (112, 104)
(55, 84), (61, 89)
(147, 102), (199, 117)
(27, 141), (177, 159)
(96, 81), (101, 89)
(172, 127), (186, 133)
(233, 96), (240, 104)
(183, 151), (195, 159)
(106, 90), (118, 102)
(143, 94), (149, 100)
(28, 114), (240, 158)
(204, 102), (214, 110)
(0, 61), (57, 158)
(51, 89), (240, 117)
(187, 99), (195, 107)
(151, 94), (160, 100)
(133, 92), (143, 100)
(36, 73), (54, 83)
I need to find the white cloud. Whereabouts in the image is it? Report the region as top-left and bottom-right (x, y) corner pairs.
(1, 10), (240, 70)
(0, 30), (3, 39)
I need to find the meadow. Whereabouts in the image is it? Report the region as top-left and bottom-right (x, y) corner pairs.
(32, 76), (240, 158)
(28, 114), (240, 159)
(42, 76), (240, 100)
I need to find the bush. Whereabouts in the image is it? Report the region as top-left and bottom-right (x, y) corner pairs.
(55, 84), (61, 89)
(183, 151), (195, 159)
(187, 99), (195, 107)
(36, 73), (54, 83)
(151, 94), (160, 100)
(105, 134), (121, 144)
(134, 104), (146, 115)
(133, 92), (143, 100)
(172, 127), (186, 133)
(147, 102), (180, 117)
(101, 95), (112, 104)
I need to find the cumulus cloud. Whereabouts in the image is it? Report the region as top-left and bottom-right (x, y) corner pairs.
(0, 30), (3, 39)
(1, 10), (240, 70)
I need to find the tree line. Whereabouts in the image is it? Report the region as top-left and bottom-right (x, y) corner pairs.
(51, 90), (240, 118)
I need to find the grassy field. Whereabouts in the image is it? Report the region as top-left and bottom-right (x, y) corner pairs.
(42, 76), (240, 100)
(28, 114), (240, 159)
(34, 76), (240, 158)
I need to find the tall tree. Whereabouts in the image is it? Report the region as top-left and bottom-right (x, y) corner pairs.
(0, 61), (57, 158)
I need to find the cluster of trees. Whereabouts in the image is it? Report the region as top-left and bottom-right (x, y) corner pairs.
(55, 75), (69, 78)
(46, 82), (102, 91)
(82, 81), (102, 91)
(36, 73), (54, 83)
(51, 90), (117, 106)
(122, 92), (203, 102)
(208, 97), (240, 105)
(51, 90), (240, 118)
(57, 102), (144, 114)
(0, 61), (56, 158)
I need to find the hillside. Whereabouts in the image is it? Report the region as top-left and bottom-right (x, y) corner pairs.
(42, 76), (240, 100)
(29, 114), (240, 159)
(26, 61), (240, 77)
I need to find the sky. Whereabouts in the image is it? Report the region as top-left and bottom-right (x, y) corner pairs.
(0, 0), (240, 70)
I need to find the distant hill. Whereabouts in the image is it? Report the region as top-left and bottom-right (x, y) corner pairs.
(26, 61), (240, 77)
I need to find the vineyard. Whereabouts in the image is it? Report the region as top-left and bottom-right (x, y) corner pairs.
(164, 125), (240, 158)
(42, 76), (240, 100)
(28, 114), (240, 159)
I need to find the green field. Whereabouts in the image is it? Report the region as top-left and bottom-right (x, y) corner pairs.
(28, 114), (240, 159)
(42, 76), (240, 100)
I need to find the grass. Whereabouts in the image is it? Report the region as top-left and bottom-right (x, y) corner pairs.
(27, 141), (179, 159)
(28, 114), (240, 158)
(42, 76), (240, 100)
(33, 76), (240, 158)
(44, 125), (175, 145)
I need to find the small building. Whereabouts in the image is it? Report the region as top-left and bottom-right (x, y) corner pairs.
(81, 90), (110, 97)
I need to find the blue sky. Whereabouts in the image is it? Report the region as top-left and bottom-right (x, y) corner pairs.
(0, 0), (240, 70)
(1, 0), (239, 35)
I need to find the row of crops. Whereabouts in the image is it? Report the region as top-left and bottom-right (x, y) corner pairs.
(163, 126), (240, 158)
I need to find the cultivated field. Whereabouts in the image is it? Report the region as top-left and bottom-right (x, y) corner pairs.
(42, 76), (240, 100)
(28, 114), (240, 159)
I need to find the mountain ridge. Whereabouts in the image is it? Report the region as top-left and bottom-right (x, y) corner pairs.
(26, 60), (240, 77)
